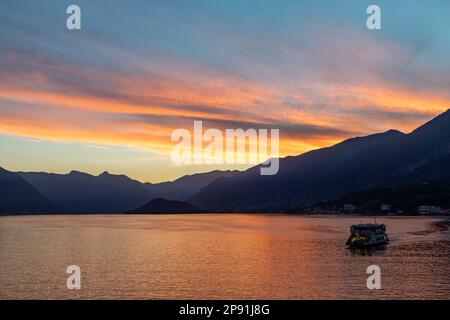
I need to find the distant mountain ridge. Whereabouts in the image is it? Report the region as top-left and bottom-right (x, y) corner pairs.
(0, 167), (58, 214)
(190, 129), (406, 210)
(190, 109), (450, 211)
(145, 170), (239, 201)
(17, 169), (236, 213)
(19, 170), (154, 213)
(2, 109), (450, 214)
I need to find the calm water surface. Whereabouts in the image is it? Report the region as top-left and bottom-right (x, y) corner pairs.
(0, 214), (449, 299)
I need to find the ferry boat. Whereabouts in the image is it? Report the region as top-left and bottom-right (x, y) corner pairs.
(346, 223), (389, 248)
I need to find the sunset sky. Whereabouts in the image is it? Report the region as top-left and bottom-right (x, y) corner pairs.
(1, 0), (450, 182)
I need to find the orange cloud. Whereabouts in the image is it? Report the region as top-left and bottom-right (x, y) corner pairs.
(1, 26), (450, 167)
(1, 74), (449, 162)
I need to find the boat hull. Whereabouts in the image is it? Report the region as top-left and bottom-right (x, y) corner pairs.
(347, 239), (389, 249)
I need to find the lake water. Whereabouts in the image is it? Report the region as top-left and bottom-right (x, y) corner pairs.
(0, 214), (449, 299)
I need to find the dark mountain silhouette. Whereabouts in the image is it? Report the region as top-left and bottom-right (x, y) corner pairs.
(5, 109), (450, 214)
(190, 129), (405, 210)
(129, 197), (206, 214)
(19, 170), (154, 213)
(190, 109), (450, 211)
(0, 167), (58, 214)
(144, 170), (238, 201)
(17, 169), (236, 213)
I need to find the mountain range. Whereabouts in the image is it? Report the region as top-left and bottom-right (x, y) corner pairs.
(1, 109), (450, 214)
(18, 170), (154, 213)
(16, 169), (235, 213)
(144, 170), (238, 201)
(190, 109), (450, 211)
(0, 167), (58, 214)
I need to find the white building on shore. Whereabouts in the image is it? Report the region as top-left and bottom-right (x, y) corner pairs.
(418, 205), (448, 215)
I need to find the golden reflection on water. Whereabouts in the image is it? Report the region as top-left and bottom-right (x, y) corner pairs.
(0, 214), (449, 299)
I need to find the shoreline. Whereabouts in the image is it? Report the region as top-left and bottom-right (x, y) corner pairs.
(1, 212), (450, 218)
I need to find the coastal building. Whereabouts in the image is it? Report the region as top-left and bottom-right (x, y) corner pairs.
(418, 205), (446, 215)
(343, 204), (357, 213)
